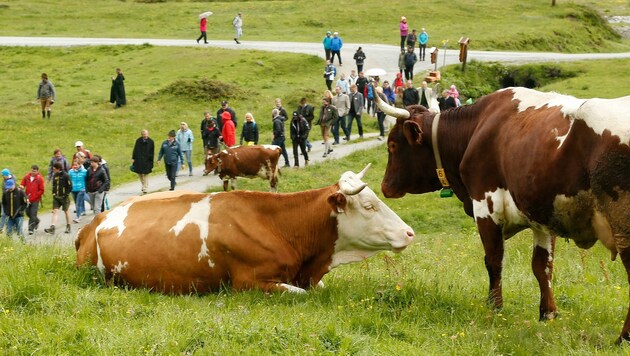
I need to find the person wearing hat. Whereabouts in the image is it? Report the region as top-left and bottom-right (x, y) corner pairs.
(216, 100), (237, 132)
(37, 73), (56, 119)
(157, 130), (184, 191)
(176, 122), (194, 177)
(322, 31), (332, 61)
(329, 32), (343, 66)
(19, 165), (45, 235)
(1, 179), (27, 239)
(73, 140), (92, 164)
(44, 162), (73, 235)
(0, 168), (15, 234)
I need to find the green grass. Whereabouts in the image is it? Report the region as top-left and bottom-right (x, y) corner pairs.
(0, 0), (629, 52)
(2, 1), (630, 353)
(1, 148), (628, 354)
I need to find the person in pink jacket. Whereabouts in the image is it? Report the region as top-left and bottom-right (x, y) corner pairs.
(220, 111), (236, 147)
(399, 16), (408, 50)
(196, 17), (208, 44)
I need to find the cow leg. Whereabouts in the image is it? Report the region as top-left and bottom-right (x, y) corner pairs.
(531, 229), (557, 320)
(477, 218), (505, 309)
(615, 235), (630, 345)
(222, 179), (229, 191)
(231, 178), (237, 190)
(270, 173), (278, 192)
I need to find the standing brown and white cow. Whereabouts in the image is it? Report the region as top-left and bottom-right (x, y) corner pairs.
(203, 145), (281, 191)
(376, 87), (630, 343)
(75, 164), (415, 294)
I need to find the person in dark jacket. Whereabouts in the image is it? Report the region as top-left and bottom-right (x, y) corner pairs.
(240, 112), (259, 145)
(44, 162), (73, 235)
(290, 111), (310, 167)
(200, 111), (216, 152)
(85, 157), (109, 216)
(216, 100), (238, 132)
(131, 129), (155, 195)
(272, 109), (290, 167)
(296, 97), (315, 152)
(157, 130), (184, 191)
(402, 80), (420, 106)
(109, 68), (126, 108)
(2, 179), (27, 239)
(353, 47), (366, 74)
(403, 46), (417, 81)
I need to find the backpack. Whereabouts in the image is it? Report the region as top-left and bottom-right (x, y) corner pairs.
(302, 104), (314, 120)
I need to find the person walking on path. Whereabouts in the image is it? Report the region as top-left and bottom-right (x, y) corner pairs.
(109, 68), (126, 108)
(290, 111), (310, 167)
(403, 79), (420, 106)
(68, 160), (87, 223)
(203, 117), (221, 155)
(272, 109), (291, 167)
(19, 165), (45, 235)
(403, 46), (418, 81)
(331, 86), (350, 145)
(353, 47), (366, 73)
(406, 29), (418, 52)
(317, 97), (338, 158)
(200, 112), (215, 152)
(347, 84), (364, 140)
(322, 31), (332, 61)
(324, 60), (336, 91)
(131, 129), (155, 194)
(216, 100), (237, 132)
(220, 111), (236, 147)
(157, 130), (183, 191)
(85, 156), (109, 214)
(46, 148), (70, 182)
(330, 32), (343, 66)
(2, 179), (27, 239)
(44, 162), (72, 235)
(240, 113), (259, 145)
(37, 73), (56, 119)
(399, 16), (408, 50)
(419, 28), (429, 61)
(176, 122), (194, 176)
(296, 98), (315, 152)
(196, 16), (208, 44)
(232, 12), (243, 44)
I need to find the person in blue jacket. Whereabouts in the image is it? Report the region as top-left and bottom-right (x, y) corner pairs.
(157, 130), (184, 191)
(322, 31), (332, 61)
(330, 32), (343, 66)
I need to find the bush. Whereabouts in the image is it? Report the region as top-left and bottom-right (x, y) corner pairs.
(151, 78), (252, 103)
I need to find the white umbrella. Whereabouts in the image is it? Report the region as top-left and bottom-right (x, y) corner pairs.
(364, 68), (386, 77)
(198, 11), (213, 19)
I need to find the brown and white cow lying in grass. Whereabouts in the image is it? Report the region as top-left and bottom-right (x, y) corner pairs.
(203, 145), (281, 191)
(75, 164), (415, 294)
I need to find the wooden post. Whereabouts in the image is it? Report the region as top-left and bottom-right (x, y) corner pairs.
(458, 37), (470, 72)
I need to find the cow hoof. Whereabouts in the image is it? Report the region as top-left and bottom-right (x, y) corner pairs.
(539, 310), (558, 321)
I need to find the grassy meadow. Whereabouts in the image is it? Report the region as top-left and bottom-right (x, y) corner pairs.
(1, 0), (630, 354)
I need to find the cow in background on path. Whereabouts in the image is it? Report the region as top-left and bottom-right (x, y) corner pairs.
(75, 164), (415, 294)
(203, 145), (281, 191)
(376, 87), (630, 344)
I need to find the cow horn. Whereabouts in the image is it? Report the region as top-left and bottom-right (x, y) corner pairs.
(374, 87), (410, 119)
(340, 181), (368, 196)
(356, 163), (371, 180)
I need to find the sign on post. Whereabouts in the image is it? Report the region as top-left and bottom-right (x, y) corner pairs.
(458, 37), (470, 71)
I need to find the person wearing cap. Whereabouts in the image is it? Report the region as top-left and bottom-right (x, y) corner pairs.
(216, 100), (237, 132)
(47, 148), (70, 182)
(131, 129), (155, 195)
(37, 73), (56, 119)
(73, 140), (93, 164)
(19, 165), (45, 235)
(290, 111), (310, 167)
(419, 28), (429, 61)
(399, 16), (408, 50)
(1, 179), (27, 239)
(44, 162), (73, 235)
(322, 31), (332, 61)
(176, 122), (194, 176)
(0, 168), (15, 233)
(220, 111), (236, 147)
(232, 12), (243, 44)
(157, 130), (184, 191)
(329, 32), (343, 66)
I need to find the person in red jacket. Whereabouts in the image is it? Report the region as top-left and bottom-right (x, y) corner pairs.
(19, 164), (45, 235)
(220, 111), (236, 147)
(196, 16), (208, 44)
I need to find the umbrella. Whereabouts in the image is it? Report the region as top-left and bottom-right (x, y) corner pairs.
(364, 68), (386, 77)
(198, 11), (213, 19)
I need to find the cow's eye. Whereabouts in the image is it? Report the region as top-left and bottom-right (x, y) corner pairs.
(388, 142), (396, 152)
(363, 203), (375, 211)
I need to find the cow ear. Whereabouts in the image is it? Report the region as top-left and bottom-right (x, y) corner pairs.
(327, 192), (347, 214)
(403, 120), (423, 145)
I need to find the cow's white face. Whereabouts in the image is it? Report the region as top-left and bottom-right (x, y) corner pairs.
(331, 165), (415, 267)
